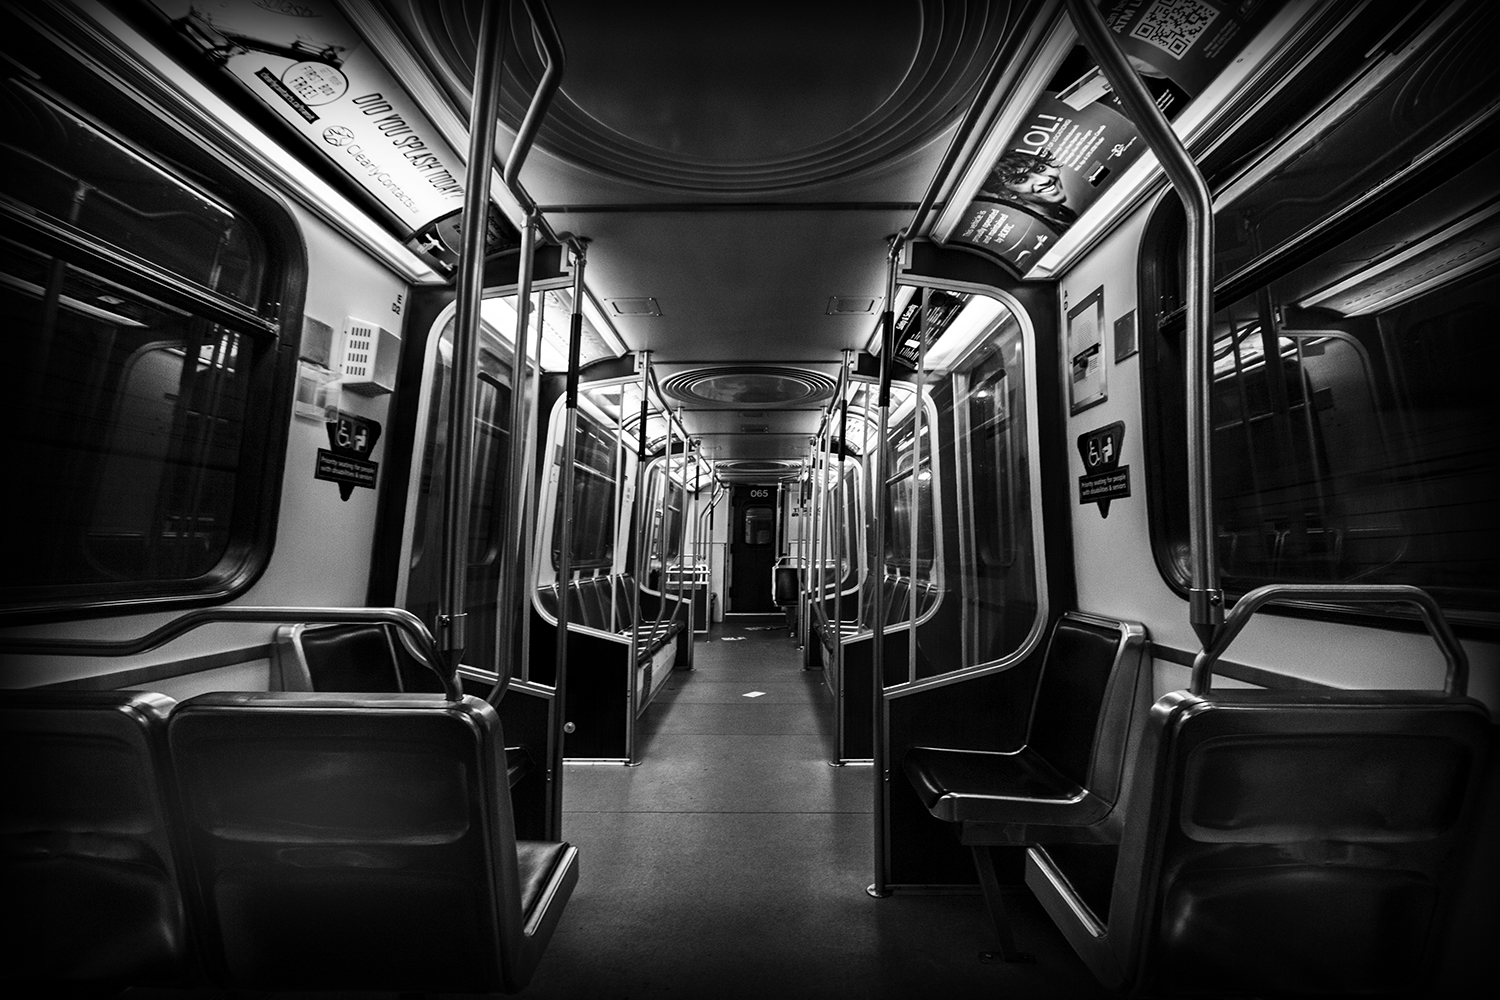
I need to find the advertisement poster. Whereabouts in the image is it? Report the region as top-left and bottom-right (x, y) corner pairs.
(951, 0), (1279, 274)
(892, 288), (970, 369)
(150, 0), (515, 274)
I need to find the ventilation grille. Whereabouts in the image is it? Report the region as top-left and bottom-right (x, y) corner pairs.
(827, 295), (878, 315)
(661, 366), (836, 408)
(342, 321), (376, 379)
(716, 460), (803, 482)
(605, 297), (661, 316)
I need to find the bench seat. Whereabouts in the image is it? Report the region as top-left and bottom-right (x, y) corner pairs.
(901, 611), (1148, 960)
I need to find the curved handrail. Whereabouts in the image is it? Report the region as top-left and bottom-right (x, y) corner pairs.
(1067, 0), (1222, 647)
(1190, 584), (1468, 698)
(2, 606), (461, 701)
(503, 0), (566, 202)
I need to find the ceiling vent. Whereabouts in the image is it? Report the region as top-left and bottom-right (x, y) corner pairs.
(661, 366), (836, 408)
(827, 295), (878, 315)
(716, 460), (803, 482)
(740, 424), (770, 433)
(605, 297), (661, 316)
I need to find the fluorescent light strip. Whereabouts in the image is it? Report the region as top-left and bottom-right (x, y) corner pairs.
(864, 285), (915, 354)
(580, 285), (630, 357)
(337, 1), (631, 358)
(924, 295), (1009, 371)
(338, 0), (529, 230)
(866, 288), (1009, 375)
(75, 2), (441, 284)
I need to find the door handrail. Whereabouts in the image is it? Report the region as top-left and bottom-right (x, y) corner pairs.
(1, 606), (460, 700)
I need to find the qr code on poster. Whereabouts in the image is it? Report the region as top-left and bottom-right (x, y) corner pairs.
(1130, 0), (1220, 59)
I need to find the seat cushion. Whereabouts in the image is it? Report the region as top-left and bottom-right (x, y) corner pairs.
(515, 840), (572, 923)
(904, 746), (1093, 825)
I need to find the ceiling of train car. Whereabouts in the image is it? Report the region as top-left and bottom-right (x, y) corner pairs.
(380, 0), (1036, 461)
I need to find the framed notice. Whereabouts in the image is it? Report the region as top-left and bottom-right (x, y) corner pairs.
(1068, 287), (1106, 414)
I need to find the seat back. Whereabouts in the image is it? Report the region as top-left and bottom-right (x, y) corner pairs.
(1026, 612), (1149, 800)
(169, 692), (575, 993)
(0, 689), (191, 986)
(773, 565), (800, 606)
(275, 623), (441, 694)
(1119, 689), (1490, 996)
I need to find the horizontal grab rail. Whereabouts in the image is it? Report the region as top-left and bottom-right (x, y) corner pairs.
(1191, 584), (1468, 697)
(2, 606), (461, 701)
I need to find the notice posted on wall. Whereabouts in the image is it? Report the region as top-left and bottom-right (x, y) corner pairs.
(1068, 287), (1106, 413)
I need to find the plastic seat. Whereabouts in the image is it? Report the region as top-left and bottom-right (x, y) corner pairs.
(273, 622), (443, 693)
(0, 689), (194, 988)
(902, 612), (1149, 960)
(904, 612), (1149, 842)
(169, 691), (577, 994)
(1026, 585), (1490, 995)
(1028, 688), (1491, 994)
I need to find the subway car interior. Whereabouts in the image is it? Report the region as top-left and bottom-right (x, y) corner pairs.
(2, 0), (1497, 996)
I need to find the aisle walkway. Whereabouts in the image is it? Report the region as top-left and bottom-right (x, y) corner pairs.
(520, 619), (1110, 999)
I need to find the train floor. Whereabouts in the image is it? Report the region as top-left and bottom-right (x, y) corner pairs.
(121, 617), (1116, 1000)
(516, 616), (1113, 1000)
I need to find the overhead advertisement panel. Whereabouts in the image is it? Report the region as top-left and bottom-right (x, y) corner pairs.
(949, 0), (1281, 274)
(148, 0), (514, 275)
(893, 288), (969, 370)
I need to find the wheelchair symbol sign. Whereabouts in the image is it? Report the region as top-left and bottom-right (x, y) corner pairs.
(1077, 421), (1130, 517)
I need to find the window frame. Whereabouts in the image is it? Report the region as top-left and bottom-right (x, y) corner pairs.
(1140, 206), (1500, 633)
(0, 12), (305, 623)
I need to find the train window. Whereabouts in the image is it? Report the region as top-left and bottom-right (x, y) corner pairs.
(551, 412), (619, 571)
(743, 506), (774, 546)
(886, 417), (935, 570)
(954, 307), (1037, 668)
(837, 460), (862, 584)
(1186, 267), (1498, 614)
(403, 323), (515, 675)
(1, 78), (262, 304)
(967, 350), (1014, 568)
(643, 465), (686, 573)
(1, 46), (297, 617)
(1143, 3), (1500, 622)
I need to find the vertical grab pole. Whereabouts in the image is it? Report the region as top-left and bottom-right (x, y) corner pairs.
(806, 422), (822, 668)
(675, 409), (690, 627)
(488, 212), (537, 706)
(627, 355), (651, 762)
(1065, 0), (1221, 644)
(652, 407), (673, 638)
(518, 286), (547, 687)
(629, 357), (650, 684)
(548, 242), (586, 835)
(909, 289), (929, 685)
(440, 0), (509, 678)
(869, 234), (901, 898)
